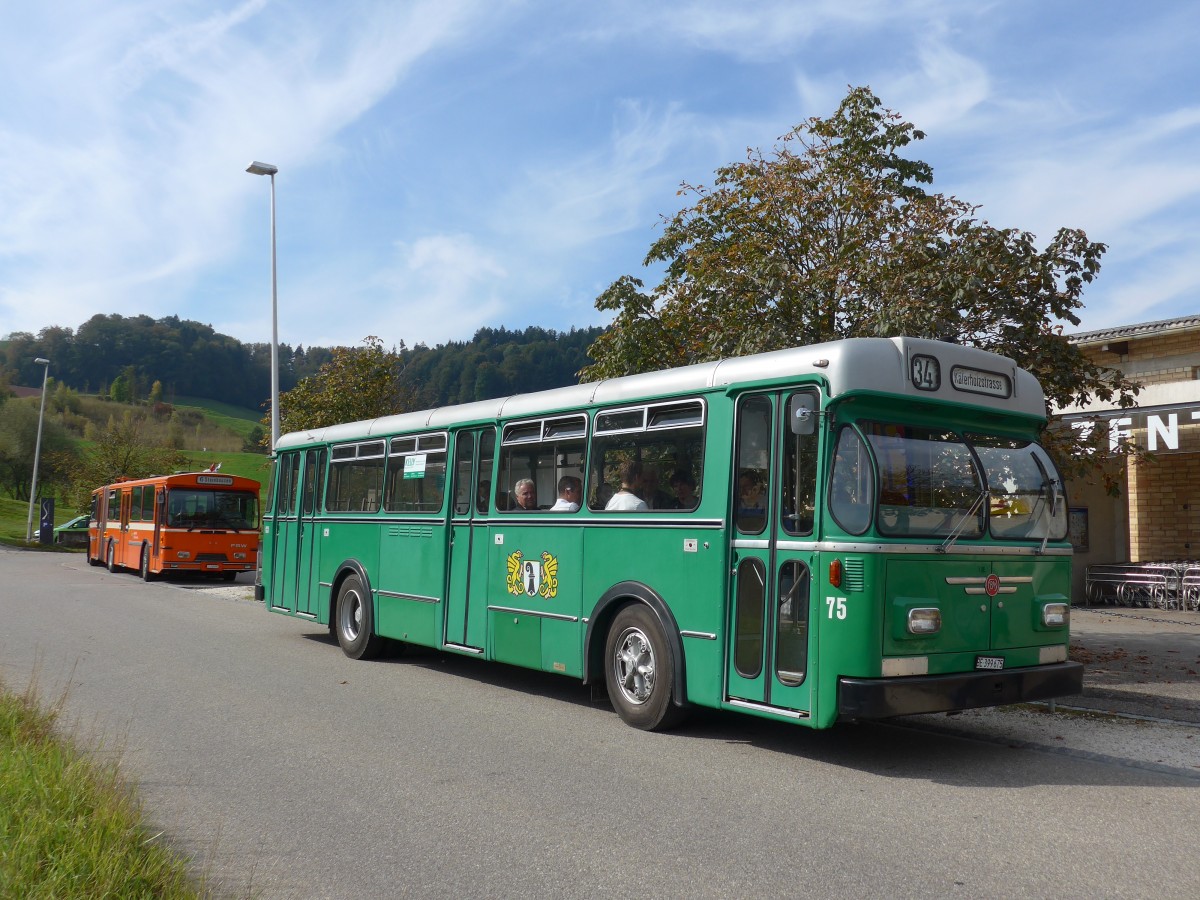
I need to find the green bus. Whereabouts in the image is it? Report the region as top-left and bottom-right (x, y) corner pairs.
(258, 337), (1082, 730)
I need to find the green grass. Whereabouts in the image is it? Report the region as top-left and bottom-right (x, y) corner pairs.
(0, 496), (59, 547)
(179, 450), (273, 488)
(0, 678), (201, 898)
(174, 397), (265, 443)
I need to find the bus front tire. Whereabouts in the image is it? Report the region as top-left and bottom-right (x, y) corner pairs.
(335, 574), (385, 661)
(604, 604), (686, 731)
(106, 543), (118, 574)
(140, 546), (156, 582)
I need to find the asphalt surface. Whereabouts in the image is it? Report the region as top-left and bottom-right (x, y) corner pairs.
(190, 579), (1200, 724)
(3, 547), (1200, 898)
(1062, 605), (1200, 725)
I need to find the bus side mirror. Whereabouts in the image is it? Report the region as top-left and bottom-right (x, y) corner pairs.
(788, 395), (817, 436)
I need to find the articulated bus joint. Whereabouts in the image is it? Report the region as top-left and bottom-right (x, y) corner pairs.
(837, 661), (1084, 720)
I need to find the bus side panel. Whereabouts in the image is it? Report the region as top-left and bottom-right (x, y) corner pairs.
(376, 520), (447, 647)
(487, 522), (583, 676)
(320, 521), (380, 617)
(580, 522), (727, 708)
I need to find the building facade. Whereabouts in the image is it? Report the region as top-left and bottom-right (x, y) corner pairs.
(1059, 315), (1200, 599)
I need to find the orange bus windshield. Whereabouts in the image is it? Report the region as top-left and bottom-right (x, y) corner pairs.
(165, 488), (259, 531)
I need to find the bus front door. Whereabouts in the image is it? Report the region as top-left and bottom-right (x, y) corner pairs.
(267, 452), (301, 613)
(295, 448), (326, 617)
(726, 391), (818, 720)
(444, 428), (495, 651)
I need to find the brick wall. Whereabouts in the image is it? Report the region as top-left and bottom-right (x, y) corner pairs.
(1127, 450), (1200, 561)
(1081, 332), (1200, 386)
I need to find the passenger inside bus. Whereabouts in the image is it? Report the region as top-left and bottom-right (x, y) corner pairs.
(668, 470), (698, 510)
(605, 459), (648, 511)
(738, 469), (766, 529)
(640, 464), (673, 510)
(550, 476), (581, 512)
(512, 478), (538, 511)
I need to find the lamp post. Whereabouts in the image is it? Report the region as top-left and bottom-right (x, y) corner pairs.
(246, 160), (280, 451)
(25, 357), (50, 542)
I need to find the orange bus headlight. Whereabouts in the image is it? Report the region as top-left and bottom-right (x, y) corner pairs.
(1041, 602), (1069, 627)
(907, 607), (941, 635)
(176, 550), (191, 560)
(233, 552), (247, 560)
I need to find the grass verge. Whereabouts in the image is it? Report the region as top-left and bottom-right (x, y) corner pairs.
(0, 676), (201, 898)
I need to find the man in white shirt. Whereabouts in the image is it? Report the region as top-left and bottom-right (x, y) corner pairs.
(550, 476), (582, 512)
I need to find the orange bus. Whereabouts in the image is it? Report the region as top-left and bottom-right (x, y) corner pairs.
(89, 471), (261, 581)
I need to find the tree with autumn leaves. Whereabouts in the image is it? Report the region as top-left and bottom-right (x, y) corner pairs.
(582, 86), (1138, 491)
(273, 336), (414, 438)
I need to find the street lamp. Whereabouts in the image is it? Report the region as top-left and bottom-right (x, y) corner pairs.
(246, 160), (280, 451)
(25, 357), (50, 542)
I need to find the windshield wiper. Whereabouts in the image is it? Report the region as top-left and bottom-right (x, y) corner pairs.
(1037, 478), (1062, 555)
(937, 489), (987, 554)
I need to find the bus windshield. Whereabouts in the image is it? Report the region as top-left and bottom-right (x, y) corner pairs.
(861, 422), (984, 538)
(166, 489), (259, 531)
(840, 421), (1067, 541)
(968, 435), (1068, 541)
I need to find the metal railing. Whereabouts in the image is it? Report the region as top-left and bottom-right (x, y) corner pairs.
(1084, 561), (1200, 611)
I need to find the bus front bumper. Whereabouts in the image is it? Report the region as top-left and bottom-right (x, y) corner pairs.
(837, 661), (1084, 720)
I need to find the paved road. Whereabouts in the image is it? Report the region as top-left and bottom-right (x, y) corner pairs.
(2, 547), (1198, 899)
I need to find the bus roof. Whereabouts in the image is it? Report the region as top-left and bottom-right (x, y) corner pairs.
(276, 336), (1047, 449)
(92, 472), (261, 491)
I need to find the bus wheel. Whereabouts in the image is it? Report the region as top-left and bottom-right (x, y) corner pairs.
(604, 605), (686, 731)
(106, 543), (119, 574)
(140, 546), (156, 582)
(335, 574), (385, 660)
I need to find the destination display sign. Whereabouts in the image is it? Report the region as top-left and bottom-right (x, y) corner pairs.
(950, 366), (1011, 398)
(197, 475), (234, 485)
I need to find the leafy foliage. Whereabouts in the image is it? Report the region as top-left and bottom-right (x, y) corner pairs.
(57, 412), (190, 511)
(275, 337), (417, 437)
(400, 325), (603, 407)
(0, 314), (333, 412)
(582, 86), (1138, 491)
(0, 400), (77, 501)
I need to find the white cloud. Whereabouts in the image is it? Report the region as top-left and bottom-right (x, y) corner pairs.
(1, 0), (1197, 349)
(289, 233), (509, 349)
(0, 0), (490, 338)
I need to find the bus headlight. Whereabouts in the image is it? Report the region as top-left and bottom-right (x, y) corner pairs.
(233, 552), (247, 560)
(907, 607), (941, 635)
(176, 550), (191, 560)
(1042, 602), (1069, 627)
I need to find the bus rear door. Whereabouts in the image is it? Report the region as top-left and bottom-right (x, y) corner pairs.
(726, 391), (819, 721)
(267, 452), (301, 613)
(295, 448), (326, 617)
(445, 428), (495, 652)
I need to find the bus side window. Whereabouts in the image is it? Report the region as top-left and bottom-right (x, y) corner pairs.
(735, 395), (771, 534)
(782, 389), (819, 536)
(829, 426), (873, 535)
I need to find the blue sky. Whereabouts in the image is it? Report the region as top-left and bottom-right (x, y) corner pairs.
(2, 1), (1198, 352)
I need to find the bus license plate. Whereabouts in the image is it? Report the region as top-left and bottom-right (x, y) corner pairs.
(975, 656), (1004, 670)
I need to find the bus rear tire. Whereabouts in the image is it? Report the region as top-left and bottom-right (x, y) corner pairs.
(140, 546), (156, 582)
(604, 604), (686, 731)
(335, 574), (385, 660)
